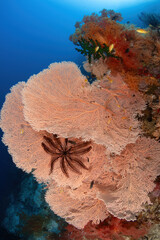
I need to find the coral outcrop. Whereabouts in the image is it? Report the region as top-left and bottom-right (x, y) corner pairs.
(2, 174), (66, 240)
(70, 9), (160, 91)
(0, 61), (160, 230)
(0, 8), (160, 238)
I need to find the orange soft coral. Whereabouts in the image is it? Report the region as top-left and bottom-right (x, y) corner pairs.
(70, 10), (160, 91)
(72, 18), (143, 73)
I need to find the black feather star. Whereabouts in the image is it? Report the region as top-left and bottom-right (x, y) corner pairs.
(41, 134), (92, 177)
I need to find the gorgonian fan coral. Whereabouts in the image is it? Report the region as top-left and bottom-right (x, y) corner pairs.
(22, 62), (145, 155)
(97, 137), (160, 220)
(0, 61), (160, 231)
(0, 80), (109, 190)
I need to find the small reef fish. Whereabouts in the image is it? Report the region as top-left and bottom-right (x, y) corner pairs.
(81, 78), (88, 88)
(90, 180), (95, 189)
(150, 76), (157, 81)
(136, 29), (149, 34)
(122, 116), (127, 120)
(107, 76), (113, 83)
(109, 43), (114, 52)
(95, 46), (99, 52)
(20, 129), (24, 134)
(107, 118), (111, 124)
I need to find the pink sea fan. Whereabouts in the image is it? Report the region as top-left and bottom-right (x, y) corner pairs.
(0, 82), (110, 189)
(97, 137), (160, 220)
(22, 61), (145, 154)
(2, 62), (158, 230)
(96, 73), (146, 117)
(67, 171), (119, 201)
(83, 58), (110, 79)
(0, 82), (54, 183)
(45, 181), (109, 229)
(42, 136), (110, 189)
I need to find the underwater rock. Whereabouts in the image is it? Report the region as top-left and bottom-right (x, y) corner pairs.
(2, 174), (66, 239)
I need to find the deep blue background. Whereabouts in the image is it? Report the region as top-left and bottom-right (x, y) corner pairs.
(0, 0), (159, 238)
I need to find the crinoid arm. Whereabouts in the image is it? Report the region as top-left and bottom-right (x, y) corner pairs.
(41, 134), (92, 177)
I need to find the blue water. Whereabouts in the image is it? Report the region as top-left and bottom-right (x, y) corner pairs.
(0, 0), (160, 239)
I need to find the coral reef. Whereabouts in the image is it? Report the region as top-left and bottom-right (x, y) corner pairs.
(0, 8), (160, 239)
(75, 38), (119, 63)
(2, 174), (66, 240)
(61, 215), (150, 240)
(138, 12), (160, 30)
(70, 9), (160, 91)
(70, 9), (123, 45)
(136, 83), (160, 139)
(45, 180), (109, 229)
(0, 61), (160, 231)
(60, 178), (160, 240)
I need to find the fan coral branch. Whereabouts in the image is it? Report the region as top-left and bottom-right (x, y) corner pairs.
(22, 62), (145, 155)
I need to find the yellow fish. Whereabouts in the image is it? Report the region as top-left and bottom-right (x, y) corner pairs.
(150, 76), (156, 81)
(20, 129), (24, 134)
(122, 116), (127, 120)
(107, 118), (111, 124)
(82, 78), (88, 88)
(95, 46), (99, 52)
(109, 43), (114, 52)
(107, 76), (113, 83)
(136, 29), (149, 34)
